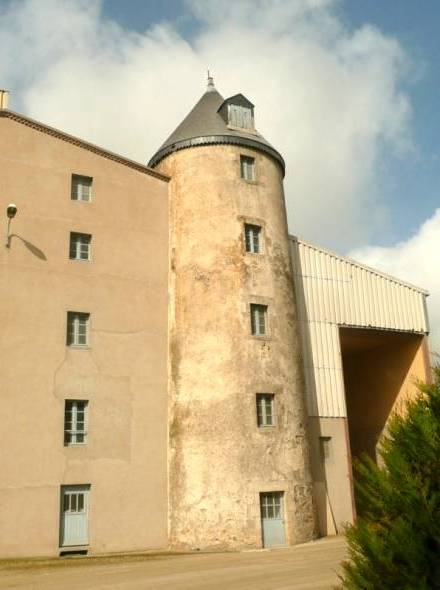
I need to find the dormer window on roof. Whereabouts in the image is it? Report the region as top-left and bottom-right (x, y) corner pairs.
(148, 82), (285, 174)
(218, 94), (255, 131)
(229, 104), (253, 129)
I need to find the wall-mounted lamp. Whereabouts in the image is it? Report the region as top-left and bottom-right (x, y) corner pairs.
(6, 203), (17, 248)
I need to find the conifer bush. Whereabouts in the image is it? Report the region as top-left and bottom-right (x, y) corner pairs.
(339, 367), (440, 590)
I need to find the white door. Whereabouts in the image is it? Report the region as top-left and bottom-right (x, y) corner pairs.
(260, 492), (286, 547)
(60, 485), (90, 546)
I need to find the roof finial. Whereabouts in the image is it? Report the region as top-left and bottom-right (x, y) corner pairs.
(206, 70), (215, 92)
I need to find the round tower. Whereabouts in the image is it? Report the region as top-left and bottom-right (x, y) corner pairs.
(149, 77), (316, 549)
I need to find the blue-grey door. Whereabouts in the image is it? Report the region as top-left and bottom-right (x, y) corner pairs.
(260, 492), (286, 547)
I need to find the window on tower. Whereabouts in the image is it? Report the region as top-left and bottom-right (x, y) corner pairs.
(240, 155), (255, 181)
(250, 303), (268, 336)
(256, 394), (275, 427)
(244, 224), (261, 253)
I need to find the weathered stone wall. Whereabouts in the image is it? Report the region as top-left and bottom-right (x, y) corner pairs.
(157, 144), (316, 549)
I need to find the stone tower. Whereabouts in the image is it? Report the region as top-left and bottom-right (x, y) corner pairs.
(149, 77), (315, 549)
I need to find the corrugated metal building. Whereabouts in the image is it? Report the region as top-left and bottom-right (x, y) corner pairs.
(290, 236), (430, 535)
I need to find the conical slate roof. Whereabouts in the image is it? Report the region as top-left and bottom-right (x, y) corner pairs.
(148, 81), (285, 174)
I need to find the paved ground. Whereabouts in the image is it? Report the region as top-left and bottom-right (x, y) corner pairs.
(0, 537), (346, 590)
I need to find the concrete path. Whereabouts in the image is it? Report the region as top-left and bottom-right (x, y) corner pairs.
(0, 537), (346, 590)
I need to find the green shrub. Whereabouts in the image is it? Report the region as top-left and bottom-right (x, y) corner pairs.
(339, 367), (440, 589)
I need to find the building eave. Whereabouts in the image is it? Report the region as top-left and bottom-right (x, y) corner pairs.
(0, 109), (170, 182)
(289, 234), (429, 296)
(149, 134), (286, 175)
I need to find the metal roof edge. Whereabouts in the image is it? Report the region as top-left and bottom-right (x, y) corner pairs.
(0, 109), (170, 182)
(289, 234), (429, 296)
(148, 134), (286, 175)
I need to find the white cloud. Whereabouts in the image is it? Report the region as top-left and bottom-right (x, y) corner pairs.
(1, 0), (437, 359)
(0, 0), (413, 250)
(350, 209), (440, 354)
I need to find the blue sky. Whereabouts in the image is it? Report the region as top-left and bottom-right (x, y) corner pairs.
(342, 1), (440, 243)
(100, 0), (440, 247)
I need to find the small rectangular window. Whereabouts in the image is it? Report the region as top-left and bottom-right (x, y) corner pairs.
(256, 394), (275, 427)
(260, 492), (283, 519)
(250, 303), (267, 336)
(320, 436), (332, 461)
(64, 400), (88, 445)
(240, 155), (255, 181)
(66, 312), (90, 346)
(229, 105), (253, 130)
(71, 175), (92, 202)
(245, 224), (261, 253)
(69, 232), (91, 261)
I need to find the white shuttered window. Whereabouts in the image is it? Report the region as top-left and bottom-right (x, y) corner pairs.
(64, 400), (88, 445)
(71, 175), (92, 202)
(245, 224), (261, 253)
(69, 232), (91, 261)
(67, 312), (90, 346)
(256, 394), (275, 427)
(229, 105), (253, 129)
(250, 304), (267, 336)
(240, 155), (255, 181)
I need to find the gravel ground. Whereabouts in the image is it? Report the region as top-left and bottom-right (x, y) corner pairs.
(0, 536), (347, 590)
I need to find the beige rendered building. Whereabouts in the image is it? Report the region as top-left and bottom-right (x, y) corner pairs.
(0, 81), (430, 557)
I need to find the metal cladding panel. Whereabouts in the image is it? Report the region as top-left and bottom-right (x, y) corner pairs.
(291, 238), (429, 418)
(305, 321), (346, 417)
